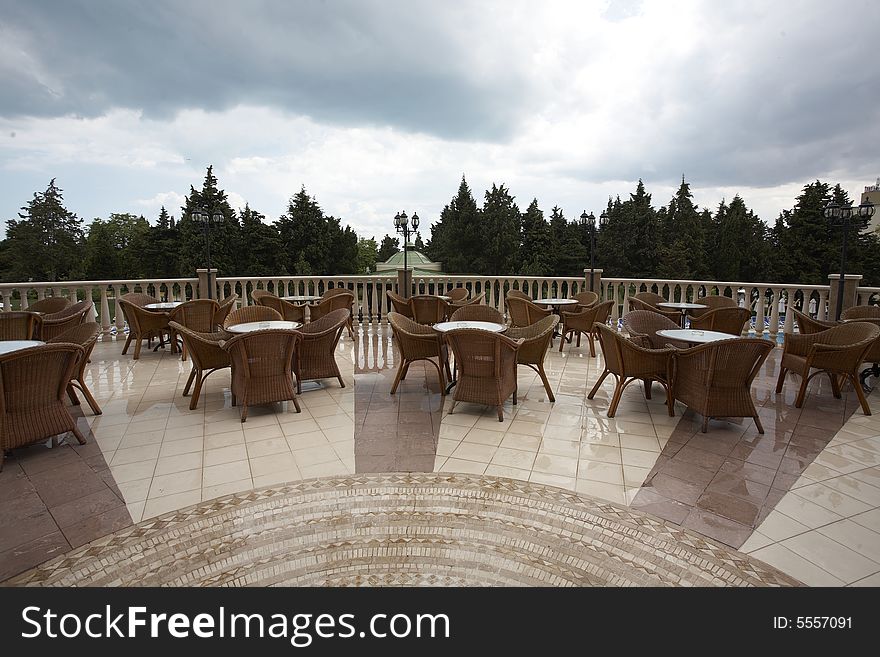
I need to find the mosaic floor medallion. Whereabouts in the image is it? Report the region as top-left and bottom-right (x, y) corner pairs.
(8, 473), (801, 587)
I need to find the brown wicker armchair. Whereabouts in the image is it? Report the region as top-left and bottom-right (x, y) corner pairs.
(48, 322), (102, 415)
(0, 343), (85, 469)
(39, 300), (92, 341)
(628, 292), (680, 321)
(221, 329), (302, 422)
(622, 310), (683, 349)
(223, 305), (282, 329)
(792, 308), (835, 334)
(558, 300), (614, 355)
(387, 312), (451, 394)
(321, 287), (352, 300)
(214, 294), (238, 328)
(170, 321), (231, 410)
(507, 289), (531, 301)
(506, 296), (552, 328)
(120, 292), (159, 307)
(409, 295), (449, 325)
(168, 299), (219, 361)
(588, 323), (674, 418)
(689, 295), (737, 317)
(446, 288), (470, 302)
(257, 295), (307, 323)
(296, 308), (348, 393)
(450, 305), (505, 323)
(118, 299), (171, 359)
(0, 312), (42, 340)
(27, 297), (72, 314)
(444, 329), (523, 421)
(504, 315), (559, 402)
(688, 307), (751, 335)
(251, 289), (275, 306)
(308, 292), (355, 337)
(386, 290), (413, 318)
(670, 338), (773, 433)
(842, 305), (880, 320)
(572, 291), (599, 308)
(776, 321), (879, 414)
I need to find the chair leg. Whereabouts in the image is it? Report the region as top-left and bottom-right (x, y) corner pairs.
(183, 368), (197, 396)
(587, 369), (611, 399)
(337, 375), (346, 389)
(607, 379), (624, 418)
(576, 332), (581, 347)
(449, 399), (458, 414)
(538, 363), (555, 402)
(775, 368), (787, 393)
(666, 384), (675, 417)
(189, 373), (206, 410)
(829, 372), (842, 399)
(588, 333), (596, 358)
(390, 359), (408, 394)
(497, 405), (504, 421)
(701, 416), (709, 433)
(122, 333), (133, 355)
(75, 380), (103, 415)
(133, 336), (142, 360)
(66, 383), (81, 406)
(851, 375), (872, 415)
(795, 373), (809, 408)
(290, 394), (302, 413)
(240, 403), (249, 422)
(558, 330), (566, 352)
(70, 425), (87, 445)
(643, 379), (652, 400)
(754, 415), (765, 434)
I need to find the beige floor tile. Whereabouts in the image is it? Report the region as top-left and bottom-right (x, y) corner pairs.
(286, 430), (331, 450)
(507, 420), (545, 437)
(249, 452), (297, 477)
(739, 530), (774, 553)
(149, 469), (202, 499)
(116, 478), (152, 503)
(252, 468), (303, 489)
(816, 519), (880, 563)
(436, 439), (461, 458)
(781, 531), (880, 584)
(542, 425), (585, 441)
(851, 508), (880, 532)
(126, 501), (145, 524)
(243, 424), (284, 442)
(774, 494), (843, 529)
(749, 544), (844, 586)
(315, 415), (352, 430)
(848, 572), (880, 586)
(539, 437), (581, 458)
(299, 460), (349, 479)
(577, 460), (624, 485)
(623, 465), (651, 487)
(293, 444), (340, 468)
(490, 447), (537, 470)
(442, 412), (480, 428)
(117, 430), (165, 450)
(580, 430), (620, 447)
(756, 510), (810, 542)
(204, 444), (249, 467)
(203, 478), (255, 501)
(142, 490), (202, 520)
(792, 483), (872, 517)
(322, 426), (352, 443)
(463, 428), (506, 446)
(499, 433), (542, 451)
(159, 436), (204, 457)
(154, 452), (203, 476)
(280, 418), (322, 435)
(532, 453), (577, 477)
(450, 442), (497, 463)
(110, 460), (157, 484)
(111, 443), (161, 466)
(162, 423), (204, 441)
(619, 433), (661, 452)
(438, 424), (469, 441)
(199, 457), (251, 487)
(621, 447), (661, 469)
(485, 464), (532, 480)
(529, 471), (577, 490)
(575, 479), (627, 504)
(246, 438), (291, 459)
(439, 458), (487, 475)
(203, 429), (245, 450)
(820, 475), (880, 506)
(578, 443), (622, 465)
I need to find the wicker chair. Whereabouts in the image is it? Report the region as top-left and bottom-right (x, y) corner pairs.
(622, 310), (683, 349)
(214, 294), (238, 329)
(444, 329), (523, 421)
(0, 343), (85, 469)
(842, 305), (880, 320)
(588, 323), (674, 418)
(450, 305), (505, 323)
(504, 315), (559, 402)
(689, 295), (737, 318)
(221, 329), (302, 422)
(387, 312), (451, 394)
(558, 300), (614, 355)
(688, 307), (751, 335)
(507, 289), (531, 301)
(48, 322), (102, 415)
(168, 299), (219, 361)
(257, 294), (307, 323)
(792, 308), (836, 335)
(386, 290), (413, 318)
(296, 308), (348, 393)
(628, 292), (680, 321)
(409, 295), (449, 325)
(446, 288), (470, 302)
(572, 291), (599, 308)
(170, 322), (231, 410)
(223, 305), (282, 329)
(308, 292), (355, 337)
(251, 289), (275, 306)
(776, 321), (879, 414)
(118, 299), (172, 359)
(321, 287), (352, 300)
(0, 312), (42, 340)
(27, 297), (71, 314)
(506, 296), (552, 328)
(670, 338), (773, 433)
(39, 300), (92, 341)
(120, 292), (159, 307)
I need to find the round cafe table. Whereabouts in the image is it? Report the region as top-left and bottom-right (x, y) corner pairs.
(656, 329), (739, 345)
(0, 340), (45, 355)
(657, 301), (707, 327)
(225, 320), (303, 334)
(145, 301), (183, 311)
(535, 298), (578, 337)
(282, 295), (321, 303)
(433, 321), (507, 392)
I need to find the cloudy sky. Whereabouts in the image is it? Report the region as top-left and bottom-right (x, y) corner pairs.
(1, 0), (879, 241)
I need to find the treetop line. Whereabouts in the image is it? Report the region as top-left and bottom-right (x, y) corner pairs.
(2, 167), (878, 286)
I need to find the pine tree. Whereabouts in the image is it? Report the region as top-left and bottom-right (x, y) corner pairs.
(477, 184), (520, 274)
(237, 204), (286, 276)
(377, 234), (400, 262)
(357, 238), (378, 273)
(426, 176), (480, 272)
(177, 166), (239, 277)
(141, 206), (181, 278)
(656, 177), (707, 280)
(83, 220), (120, 279)
(519, 199), (553, 275)
(414, 231), (425, 251)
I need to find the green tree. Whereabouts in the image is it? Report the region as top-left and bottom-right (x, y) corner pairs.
(357, 237), (378, 273)
(140, 206), (181, 278)
(377, 234), (399, 262)
(656, 177), (708, 280)
(177, 166), (239, 277)
(237, 204), (286, 276)
(426, 176), (481, 272)
(3, 179), (84, 281)
(519, 199), (553, 275)
(712, 196), (770, 282)
(331, 222), (360, 274)
(414, 231), (425, 250)
(476, 184), (520, 274)
(83, 220), (120, 280)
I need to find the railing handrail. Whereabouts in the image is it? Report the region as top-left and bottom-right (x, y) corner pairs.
(0, 277), (198, 290)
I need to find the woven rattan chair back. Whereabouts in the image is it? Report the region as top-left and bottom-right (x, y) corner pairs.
(48, 322), (102, 415)
(223, 305), (282, 329)
(688, 307), (751, 335)
(622, 310), (681, 349)
(0, 312), (41, 340)
(27, 297), (72, 314)
(842, 305), (880, 320)
(450, 305), (505, 323)
(446, 288), (469, 302)
(409, 295), (448, 325)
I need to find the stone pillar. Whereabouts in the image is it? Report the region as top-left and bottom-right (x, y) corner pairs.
(397, 268), (413, 299)
(196, 268), (218, 300)
(584, 268), (604, 295)
(827, 273), (862, 319)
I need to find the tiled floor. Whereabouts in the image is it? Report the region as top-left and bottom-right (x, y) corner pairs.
(2, 320), (879, 586)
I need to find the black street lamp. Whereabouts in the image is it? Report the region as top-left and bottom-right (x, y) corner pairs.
(824, 199), (875, 321)
(393, 210), (420, 274)
(580, 210), (606, 292)
(191, 207), (224, 299)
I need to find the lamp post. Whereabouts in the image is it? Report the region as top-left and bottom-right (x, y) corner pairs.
(824, 199), (875, 321)
(191, 207), (224, 299)
(394, 210), (420, 275)
(580, 211), (596, 291)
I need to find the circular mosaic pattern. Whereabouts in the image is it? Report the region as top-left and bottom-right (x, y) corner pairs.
(9, 473), (800, 587)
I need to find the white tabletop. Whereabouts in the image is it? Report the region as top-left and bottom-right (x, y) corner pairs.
(145, 302), (183, 310)
(282, 295), (320, 302)
(535, 298), (578, 305)
(225, 320), (303, 333)
(0, 340), (45, 355)
(433, 321), (507, 333)
(657, 302), (707, 311)
(657, 329), (739, 344)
